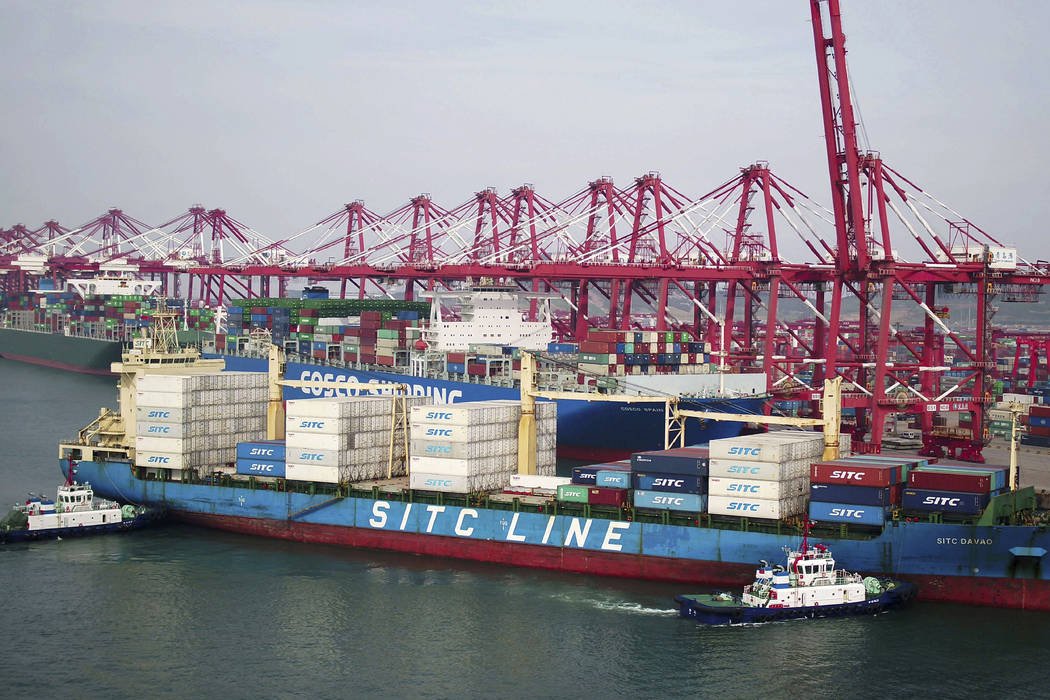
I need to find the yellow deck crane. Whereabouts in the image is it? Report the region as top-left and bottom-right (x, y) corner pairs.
(516, 352), (844, 475)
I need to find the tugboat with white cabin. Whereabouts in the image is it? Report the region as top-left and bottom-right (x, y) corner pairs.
(675, 528), (917, 625)
(0, 479), (161, 543)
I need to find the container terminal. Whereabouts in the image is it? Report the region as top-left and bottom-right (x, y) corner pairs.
(6, 2), (1050, 606)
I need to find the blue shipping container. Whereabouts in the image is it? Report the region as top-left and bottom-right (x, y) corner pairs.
(595, 471), (631, 489)
(632, 472), (705, 494)
(446, 362), (465, 374)
(547, 343), (577, 354)
(1022, 434), (1050, 447)
(571, 462), (631, 485)
(630, 451), (709, 476)
(235, 458), (286, 478)
(633, 490), (707, 513)
(810, 483), (894, 506)
(236, 441), (287, 461)
(902, 489), (990, 515)
(809, 500), (891, 526)
(1029, 415), (1050, 428)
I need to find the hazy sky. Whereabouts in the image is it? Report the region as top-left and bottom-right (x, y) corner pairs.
(2, 0), (1048, 259)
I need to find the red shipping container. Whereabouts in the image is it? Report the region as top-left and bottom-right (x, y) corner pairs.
(360, 311), (382, 321)
(890, 484), (903, 504)
(359, 353), (377, 363)
(635, 342), (650, 353)
(1030, 426), (1050, 437)
(359, 330), (378, 343)
(312, 349), (325, 359)
(588, 487), (628, 507)
(580, 341), (612, 353)
(360, 345), (376, 354)
(908, 470), (992, 493)
(447, 352), (466, 363)
(1030, 404), (1050, 418)
(333, 334), (343, 341)
(588, 330), (621, 343)
(810, 462), (899, 487)
(376, 355), (395, 367)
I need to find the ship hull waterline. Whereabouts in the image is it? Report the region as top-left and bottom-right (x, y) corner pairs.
(71, 459), (1050, 611)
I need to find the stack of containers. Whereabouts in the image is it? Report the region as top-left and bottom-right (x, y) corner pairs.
(284, 395), (433, 484)
(134, 372), (270, 477)
(628, 447), (709, 515)
(1025, 403), (1050, 448)
(574, 327), (712, 384)
(409, 400), (557, 493)
(808, 455), (910, 526)
(707, 433), (824, 519)
(235, 440), (287, 478)
(902, 462), (1009, 517)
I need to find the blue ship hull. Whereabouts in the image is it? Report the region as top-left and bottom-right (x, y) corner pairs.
(69, 458), (1050, 610)
(215, 354), (764, 460)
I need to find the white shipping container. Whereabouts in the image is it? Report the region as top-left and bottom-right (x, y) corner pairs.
(409, 454), (518, 476)
(409, 422), (517, 442)
(708, 458), (810, 482)
(709, 433), (823, 463)
(508, 474), (571, 490)
(285, 463), (341, 483)
(136, 390), (188, 407)
(135, 406), (188, 424)
(136, 435), (190, 453)
(136, 421), (186, 439)
(410, 401), (520, 427)
(136, 374), (196, 392)
(707, 494), (805, 519)
(707, 477), (807, 500)
(409, 471), (512, 493)
(285, 432), (351, 451)
(286, 395), (391, 419)
(410, 472), (473, 493)
(285, 415), (353, 435)
(133, 450), (188, 469)
(409, 438), (517, 460)
(285, 446), (343, 467)
(1003, 393), (1037, 405)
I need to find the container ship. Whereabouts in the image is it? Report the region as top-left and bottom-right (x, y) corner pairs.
(6, 283), (765, 460)
(58, 322), (1050, 611)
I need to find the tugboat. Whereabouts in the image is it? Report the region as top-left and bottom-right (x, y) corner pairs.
(0, 479), (161, 543)
(675, 524), (917, 625)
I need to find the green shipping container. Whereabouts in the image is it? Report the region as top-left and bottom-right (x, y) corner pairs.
(557, 485), (590, 504)
(578, 353), (610, 364)
(377, 329), (400, 339)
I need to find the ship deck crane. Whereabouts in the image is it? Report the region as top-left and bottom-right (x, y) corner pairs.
(516, 352), (844, 475)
